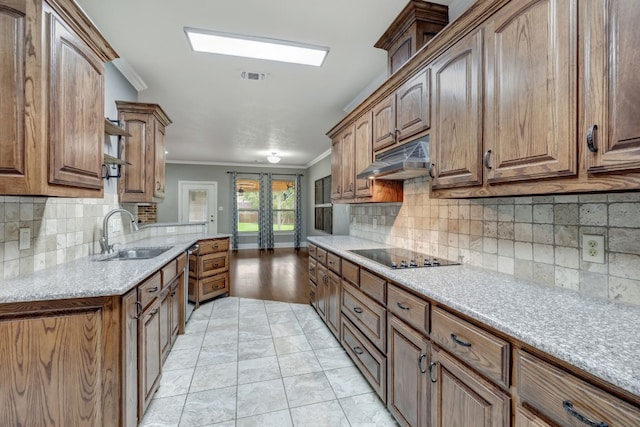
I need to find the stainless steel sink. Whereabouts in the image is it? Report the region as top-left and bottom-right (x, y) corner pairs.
(97, 246), (172, 261)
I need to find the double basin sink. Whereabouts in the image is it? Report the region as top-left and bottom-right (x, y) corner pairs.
(97, 246), (172, 261)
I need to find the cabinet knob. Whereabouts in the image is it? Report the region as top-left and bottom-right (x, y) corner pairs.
(428, 163), (435, 179)
(483, 150), (493, 170)
(156, 181), (162, 191)
(587, 125), (598, 153)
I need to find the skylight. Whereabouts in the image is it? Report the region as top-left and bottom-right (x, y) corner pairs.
(185, 27), (329, 67)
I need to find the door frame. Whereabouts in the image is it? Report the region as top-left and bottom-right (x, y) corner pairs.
(178, 181), (218, 234)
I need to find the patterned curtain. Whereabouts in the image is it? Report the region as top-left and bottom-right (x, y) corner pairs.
(294, 174), (302, 249)
(230, 172), (239, 250)
(258, 173), (274, 250)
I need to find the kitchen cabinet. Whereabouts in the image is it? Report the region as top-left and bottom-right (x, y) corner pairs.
(430, 344), (510, 427)
(188, 237), (230, 308)
(330, 135), (343, 200)
(315, 262), (340, 337)
(354, 112), (374, 197)
(316, 263), (328, 319)
(583, 0), (640, 174)
(430, 29), (483, 189)
(341, 281), (386, 351)
(514, 406), (553, 427)
(123, 288), (140, 427)
(138, 272), (162, 416)
(0, 0), (117, 197)
(116, 101), (172, 203)
(373, 70), (430, 153)
(387, 314), (430, 427)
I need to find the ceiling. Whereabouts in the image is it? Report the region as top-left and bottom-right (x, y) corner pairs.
(76, 0), (453, 168)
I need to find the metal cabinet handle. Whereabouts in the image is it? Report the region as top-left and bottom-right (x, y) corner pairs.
(353, 346), (364, 355)
(170, 291), (176, 297)
(134, 301), (142, 319)
(483, 150), (493, 170)
(587, 125), (598, 153)
(418, 354), (427, 373)
(397, 302), (410, 310)
(562, 401), (608, 427)
(429, 362), (437, 383)
(149, 308), (159, 317)
(156, 181), (162, 191)
(394, 128), (399, 141)
(450, 333), (472, 347)
(148, 286), (159, 293)
(428, 163), (435, 179)
(353, 307), (363, 314)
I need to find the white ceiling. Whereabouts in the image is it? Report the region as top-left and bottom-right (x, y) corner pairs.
(76, 0), (453, 168)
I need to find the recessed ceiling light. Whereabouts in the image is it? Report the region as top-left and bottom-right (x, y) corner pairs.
(185, 27), (329, 67)
(267, 153), (281, 164)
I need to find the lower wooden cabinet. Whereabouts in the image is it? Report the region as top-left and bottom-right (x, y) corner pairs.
(387, 315), (430, 427)
(139, 298), (162, 416)
(430, 345), (510, 427)
(326, 269), (341, 337)
(122, 289), (140, 427)
(514, 406), (553, 427)
(188, 237), (230, 308)
(316, 264), (328, 320)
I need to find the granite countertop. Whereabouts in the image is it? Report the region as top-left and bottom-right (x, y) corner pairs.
(308, 235), (640, 398)
(0, 233), (230, 304)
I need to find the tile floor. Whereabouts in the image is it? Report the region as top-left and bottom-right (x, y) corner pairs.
(140, 297), (398, 427)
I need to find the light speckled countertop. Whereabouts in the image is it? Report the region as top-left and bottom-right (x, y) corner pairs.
(0, 233), (229, 304)
(308, 235), (640, 398)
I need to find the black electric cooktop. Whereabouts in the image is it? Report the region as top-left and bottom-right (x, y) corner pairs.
(348, 248), (460, 269)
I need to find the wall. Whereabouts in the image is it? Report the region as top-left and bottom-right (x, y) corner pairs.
(349, 177), (640, 307)
(306, 155), (349, 237)
(160, 163), (308, 247)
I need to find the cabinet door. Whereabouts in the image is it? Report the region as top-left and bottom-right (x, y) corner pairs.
(122, 289), (139, 427)
(430, 345), (510, 427)
(330, 137), (342, 200)
(0, 4), (26, 190)
(316, 264), (328, 319)
(47, 10), (104, 190)
(341, 126), (356, 199)
(119, 112), (151, 202)
(372, 94), (396, 152)
(170, 280), (182, 341)
(484, 0), (577, 183)
(154, 120), (166, 198)
(396, 69), (430, 142)
(583, 0), (640, 173)
(354, 112), (373, 197)
(139, 300), (161, 416)
(430, 30), (484, 189)
(159, 287), (171, 361)
(326, 270), (341, 338)
(388, 315), (429, 427)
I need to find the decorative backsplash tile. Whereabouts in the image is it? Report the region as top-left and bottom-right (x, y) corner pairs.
(349, 177), (640, 307)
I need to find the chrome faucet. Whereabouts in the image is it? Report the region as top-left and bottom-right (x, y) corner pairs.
(99, 209), (139, 254)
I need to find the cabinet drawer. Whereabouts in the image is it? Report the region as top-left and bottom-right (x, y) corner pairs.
(342, 259), (359, 286)
(309, 244), (317, 259)
(139, 272), (162, 311)
(200, 273), (229, 300)
(308, 258), (317, 283)
(199, 252), (228, 277)
(341, 317), (386, 402)
(198, 238), (229, 255)
(517, 350), (640, 427)
(360, 269), (386, 304)
(431, 307), (509, 388)
(161, 258), (177, 287)
(387, 284), (429, 335)
(341, 281), (386, 352)
(327, 252), (341, 274)
(316, 248), (327, 266)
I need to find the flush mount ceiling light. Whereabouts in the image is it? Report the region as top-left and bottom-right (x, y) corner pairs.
(267, 153), (281, 164)
(184, 27), (329, 67)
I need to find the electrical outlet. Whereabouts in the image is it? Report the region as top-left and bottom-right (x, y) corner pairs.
(19, 228), (31, 250)
(582, 234), (605, 264)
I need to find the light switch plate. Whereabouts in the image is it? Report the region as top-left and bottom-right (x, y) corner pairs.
(19, 228), (31, 250)
(582, 234), (605, 264)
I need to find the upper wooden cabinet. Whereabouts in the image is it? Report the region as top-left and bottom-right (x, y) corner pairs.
(430, 29), (483, 189)
(583, 0), (640, 174)
(373, 70), (431, 153)
(117, 102), (172, 203)
(330, 135), (343, 200)
(0, 0), (117, 197)
(341, 126), (356, 200)
(354, 112), (374, 197)
(484, 0), (578, 184)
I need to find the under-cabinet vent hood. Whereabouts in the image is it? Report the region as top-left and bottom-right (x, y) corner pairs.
(356, 136), (430, 180)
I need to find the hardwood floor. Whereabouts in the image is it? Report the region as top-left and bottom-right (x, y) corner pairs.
(229, 248), (310, 304)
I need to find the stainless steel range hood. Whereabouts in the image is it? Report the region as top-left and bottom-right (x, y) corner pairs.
(356, 136), (430, 180)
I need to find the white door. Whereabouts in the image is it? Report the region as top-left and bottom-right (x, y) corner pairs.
(178, 181), (218, 234)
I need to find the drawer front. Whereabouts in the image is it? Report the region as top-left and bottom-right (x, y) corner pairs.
(517, 350), (640, 427)
(200, 273), (229, 299)
(341, 317), (386, 402)
(360, 269), (386, 304)
(387, 284), (429, 335)
(309, 243), (317, 259)
(198, 238), (229, 254)
(161, 258), (177, 287)
(341, 281), (386, 351)
(199, 252), (229, 277)
(316, 247), (327, 266)
(431, 307), (509, 388)
(327, 252), (341, 274)
(342, 259), (359, 286)
(139, 272), (162, 310)
(308, 258), (317, 283)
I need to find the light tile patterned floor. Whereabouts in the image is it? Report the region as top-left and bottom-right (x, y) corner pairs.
(140, 297), (398, 427)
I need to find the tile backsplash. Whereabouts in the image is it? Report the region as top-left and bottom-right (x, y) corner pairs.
(349, 177), (640, 307)
(0, 195), (203, 281)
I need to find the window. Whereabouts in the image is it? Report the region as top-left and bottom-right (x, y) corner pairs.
(272, 179), (296, 232)
(235, 177), (297, 233)
(236, 178), (259, 232)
